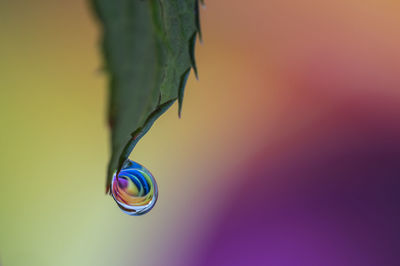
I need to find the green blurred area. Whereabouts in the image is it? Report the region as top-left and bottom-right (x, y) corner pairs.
(0, 1), (112, 265)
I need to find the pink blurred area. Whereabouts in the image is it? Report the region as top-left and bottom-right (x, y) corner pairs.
(192, 0), (400, 165)
(203, 0), (400, 129)
(175, 1), (400, 265)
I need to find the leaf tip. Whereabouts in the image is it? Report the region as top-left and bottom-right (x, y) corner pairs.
(189, 33), (199, 80)
(195, 0), (203, 43)
(178, 68), (192, 118)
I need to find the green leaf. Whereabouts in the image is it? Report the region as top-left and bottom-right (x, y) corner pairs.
(91, 0), (201, 193)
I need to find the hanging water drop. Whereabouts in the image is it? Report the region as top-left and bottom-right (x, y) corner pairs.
(111, 160), (158, 216)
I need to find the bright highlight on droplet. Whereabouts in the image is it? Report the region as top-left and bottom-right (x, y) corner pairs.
(111, 160), (158, 216)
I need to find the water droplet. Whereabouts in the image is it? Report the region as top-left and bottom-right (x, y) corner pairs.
(111, 160), (158, 216)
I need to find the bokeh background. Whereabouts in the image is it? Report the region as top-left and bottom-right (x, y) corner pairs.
(1, 1), (400, 265)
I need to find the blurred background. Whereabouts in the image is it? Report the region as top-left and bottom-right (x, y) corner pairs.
(1, 1), (400, 265)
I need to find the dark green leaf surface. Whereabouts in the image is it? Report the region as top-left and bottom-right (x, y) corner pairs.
(91, 0), (201, 192)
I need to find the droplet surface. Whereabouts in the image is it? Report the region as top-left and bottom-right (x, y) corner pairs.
(111, 160), (158, 215)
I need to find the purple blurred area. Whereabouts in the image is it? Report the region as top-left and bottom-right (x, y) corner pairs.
(191, 101), (400, 266)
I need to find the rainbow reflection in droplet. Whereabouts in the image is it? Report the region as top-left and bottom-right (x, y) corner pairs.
(111, 160), (158, 216)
